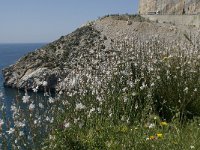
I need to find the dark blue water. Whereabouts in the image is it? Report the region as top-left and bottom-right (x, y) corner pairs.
(0, 43), (46, 112)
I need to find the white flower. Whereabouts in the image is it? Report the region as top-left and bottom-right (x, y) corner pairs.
(19, 131), (24, 136)
(0, 119), (4, 127)
(62, 100), (69, 105)
(46, 116), (50, 122)
(42, 81), (48, 86)
(49, 97), (55, 103)
(122, 87), (127, 92)
(44, 92), (49, 96)
(146, 137), (150, 141)
(75, 103), (86, 110)
(109, 113), (112, 117)
(190, 145), (195, 149)
(70, 76), (78, 88)
(29, 103), (35, 111)
(33, 86), (39, 92)
(28, 135), (32, 141)
(64, 122), (70, 128)
(50, 118), (54, 123)
(22, 94), (30, 103)
(127, 118), (130, 124)
(79, 122), (84, 128)
(132, 92), (137, 96)
(49, 135), (55, 140)
(88, 108), (95, 117)
(150, 83), (155, 87)
(184, 87), (189, 93)
(97, 107), (101, 113)
(128, 81), (133, 87)
(1, 104), (5, 111)
(74, 118), (78, 124)
(140, 83), (146, 90)
(39, 103), (44, 109)
(97, 96), (102, 102)
(123, 97), (128, 103)
(0, 92), (3, 98)
(6, 128), (15, 134)
(59, 91), (63, 95)
(148, 123), (155, 129)
(135, 103), (138, 109)
(34, 120), (37, 124)
(15, 121), (25, 128)
(89, 108), (95, 113)
(121, 116), (125, 121)
(11, 105), (18, 114)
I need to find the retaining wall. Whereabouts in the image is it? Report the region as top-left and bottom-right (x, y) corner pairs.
(142, 15), (200, 27)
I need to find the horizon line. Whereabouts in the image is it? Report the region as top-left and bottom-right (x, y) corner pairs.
(0, 42), (49, 44)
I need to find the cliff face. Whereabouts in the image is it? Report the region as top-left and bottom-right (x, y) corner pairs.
(139, 0), (200, 15)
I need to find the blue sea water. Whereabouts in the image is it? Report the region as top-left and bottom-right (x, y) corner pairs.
(0, 43), (46, 114)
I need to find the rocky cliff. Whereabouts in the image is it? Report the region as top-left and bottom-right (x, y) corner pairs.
(3, 25), (103, 91)
(2, 15), (199, 92)
(139, 0), (200, 15)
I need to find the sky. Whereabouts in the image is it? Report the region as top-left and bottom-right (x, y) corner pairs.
(0, 0), (139, 43)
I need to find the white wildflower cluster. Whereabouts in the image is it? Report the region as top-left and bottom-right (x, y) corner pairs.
(0, 88), (60, 149)
(22, 93), (30, 103)
(1, 34), (200, 149)
(53, 35), (199, 132)
(75, 102), (86, 110)
(0, 92), (3, 99)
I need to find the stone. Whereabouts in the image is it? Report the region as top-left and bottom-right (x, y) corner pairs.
(139, 0), (200, 15)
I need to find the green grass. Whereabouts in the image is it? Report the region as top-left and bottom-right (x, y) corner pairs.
(43, 118), (200, 150)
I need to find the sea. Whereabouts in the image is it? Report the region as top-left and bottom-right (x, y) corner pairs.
(0, 43), (46, 116)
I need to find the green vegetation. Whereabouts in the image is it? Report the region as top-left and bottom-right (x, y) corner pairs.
(0, 36), (199, 149)
(101, 14), (148, 22)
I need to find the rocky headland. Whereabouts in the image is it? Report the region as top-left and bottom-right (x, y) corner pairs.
(2, 14), (199, 92)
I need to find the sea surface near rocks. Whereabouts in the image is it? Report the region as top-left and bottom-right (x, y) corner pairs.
(0, 43), (45, 115)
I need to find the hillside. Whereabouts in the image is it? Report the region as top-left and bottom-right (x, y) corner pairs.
(2, 14), (200, 149)
(2, 15), (199, 92)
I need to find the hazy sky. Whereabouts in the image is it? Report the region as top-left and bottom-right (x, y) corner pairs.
(0, 0), (139, 43)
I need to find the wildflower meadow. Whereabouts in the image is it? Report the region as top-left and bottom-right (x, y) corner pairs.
(0, 34), (200, 149)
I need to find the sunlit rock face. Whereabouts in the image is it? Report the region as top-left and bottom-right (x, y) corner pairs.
(139, 0), (200, 15)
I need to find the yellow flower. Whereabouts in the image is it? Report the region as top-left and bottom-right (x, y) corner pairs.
(121, 126), (128, 133)
(162, 57), (169, 61)
(160, 121), (168, 126)
(149, 135), (156, 140)
(156, 133), (163, 138)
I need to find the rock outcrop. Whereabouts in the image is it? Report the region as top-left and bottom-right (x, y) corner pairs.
(139, 0), (200, 15)
(2, 15), (199, 92)
(3, 25), (103, 91)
